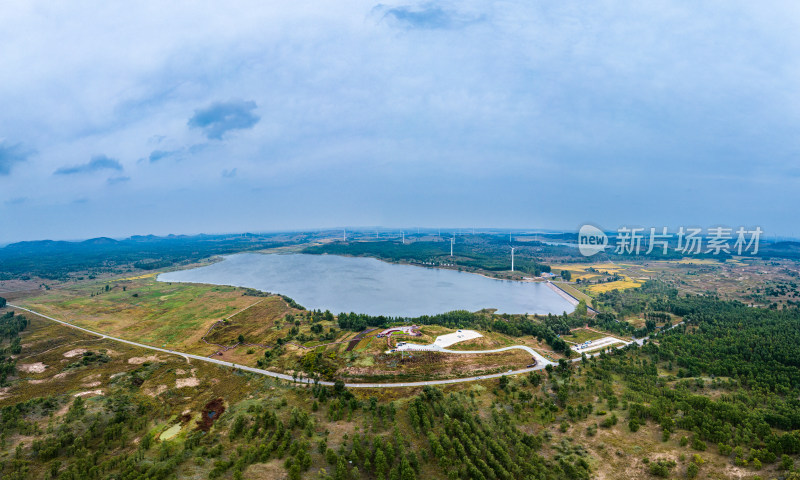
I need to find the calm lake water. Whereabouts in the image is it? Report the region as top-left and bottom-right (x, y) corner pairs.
(157, 253), (575, 317)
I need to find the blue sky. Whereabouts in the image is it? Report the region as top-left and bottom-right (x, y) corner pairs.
(0, 1), (798, 242)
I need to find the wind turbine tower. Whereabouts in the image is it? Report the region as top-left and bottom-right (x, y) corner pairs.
(343, 229), (346, 241)
(402, 231), (405, 244)
(450, 236), (454, 257)
(511, 247), (515, 272)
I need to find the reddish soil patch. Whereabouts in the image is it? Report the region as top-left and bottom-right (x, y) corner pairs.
(345, 328), (377, 352)
(345, 339), (360, 352)
(197, 398), (225, 432)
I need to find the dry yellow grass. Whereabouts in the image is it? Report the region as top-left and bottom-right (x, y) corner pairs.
(116, 272), (158, 281)
(20, 278), (258, 353)
(555, 262), (630, 275)
(588, 280), (642, 293)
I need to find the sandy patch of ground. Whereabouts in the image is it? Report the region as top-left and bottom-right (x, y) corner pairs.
(63, 348), (87, 358)
(128, 355), (161, 364)
(244, 460), (287, 480)
(74, 390), (103, 397)
(81, 381), (101, 388)
(0, 387), (9, 400)
(175, 369), (186, 375)
(145, 384), (168, 397)
(55, 403), (70, 417)
(53, 372), (70, 380)
(18, 362), (47, 373)
(176, 377), (200, 388)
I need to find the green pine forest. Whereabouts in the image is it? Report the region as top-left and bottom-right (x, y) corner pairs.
(2, 280), (800, 479)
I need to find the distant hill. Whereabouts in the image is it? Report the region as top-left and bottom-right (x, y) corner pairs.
(0, 233), (294, 281)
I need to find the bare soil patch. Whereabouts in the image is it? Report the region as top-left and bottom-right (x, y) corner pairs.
(63, 348), (87, 358)
(198, 398), (225, 431)
(74, 389), (103, 397)
(18, 362), (47, 373)
(128, 355), (161, 365)
(176, 377), (200, 388)
(244, 460), (287, 480)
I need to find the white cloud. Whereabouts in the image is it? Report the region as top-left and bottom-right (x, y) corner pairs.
(0, 1), (799, 241)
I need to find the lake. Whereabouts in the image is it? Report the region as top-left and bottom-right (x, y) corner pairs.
(157, 253), (575, 317)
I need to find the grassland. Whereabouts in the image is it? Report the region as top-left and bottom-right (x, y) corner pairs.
(3, 304), (777, 480)
(4, 252), (800, 479)
(16, 276), (573, 383)
(561, 327), (608, 344)
(551, 281), (594, 307)
(2, 309), (257, 407)
(587, 278), (642, 294)
(19, 277), (258, 354)
(339, 349), (533, 382)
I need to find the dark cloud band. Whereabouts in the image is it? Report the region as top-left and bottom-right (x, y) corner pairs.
(188, 99), (260, 140)
(55, 155), (123, 175)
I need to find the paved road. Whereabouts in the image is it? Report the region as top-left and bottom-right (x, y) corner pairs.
(9, 304), (552, 388)
(11, 303), (679, 388)
(399, 343), (553, 367)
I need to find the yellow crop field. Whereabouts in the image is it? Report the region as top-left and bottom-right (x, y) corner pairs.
(553, 262), (627, 272)
(118, 272), (158, 281)
(588, 279), (642, 293)
(574, 273), (601, 280)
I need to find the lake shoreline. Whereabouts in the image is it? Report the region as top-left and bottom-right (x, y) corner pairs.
(157, 252), (575, 317)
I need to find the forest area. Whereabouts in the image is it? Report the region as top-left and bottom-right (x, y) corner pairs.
(2, 280), (800, 479)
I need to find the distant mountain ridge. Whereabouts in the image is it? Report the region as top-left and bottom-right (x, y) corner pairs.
(0, 233), (294, 281)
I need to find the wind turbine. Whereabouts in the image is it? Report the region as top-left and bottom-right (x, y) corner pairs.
(343, 229), (346, 241)
(402, 231), (405, 244)
(511, 247), (515, 272)
(450, 236), (454, 257)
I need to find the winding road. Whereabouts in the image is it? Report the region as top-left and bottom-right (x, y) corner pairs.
(397, 343), (553, 367)
(8, 303), (662, 389)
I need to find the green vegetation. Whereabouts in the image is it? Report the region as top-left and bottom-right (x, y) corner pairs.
(4, 234), (800, 479)
(0, 311), (28, 384)
(304, 239), (552, 276)
(4, 277), (800, 479)
(336, 310), (577, 356)
(0, 233), (298, 281)
(21, 278), (261, 352)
